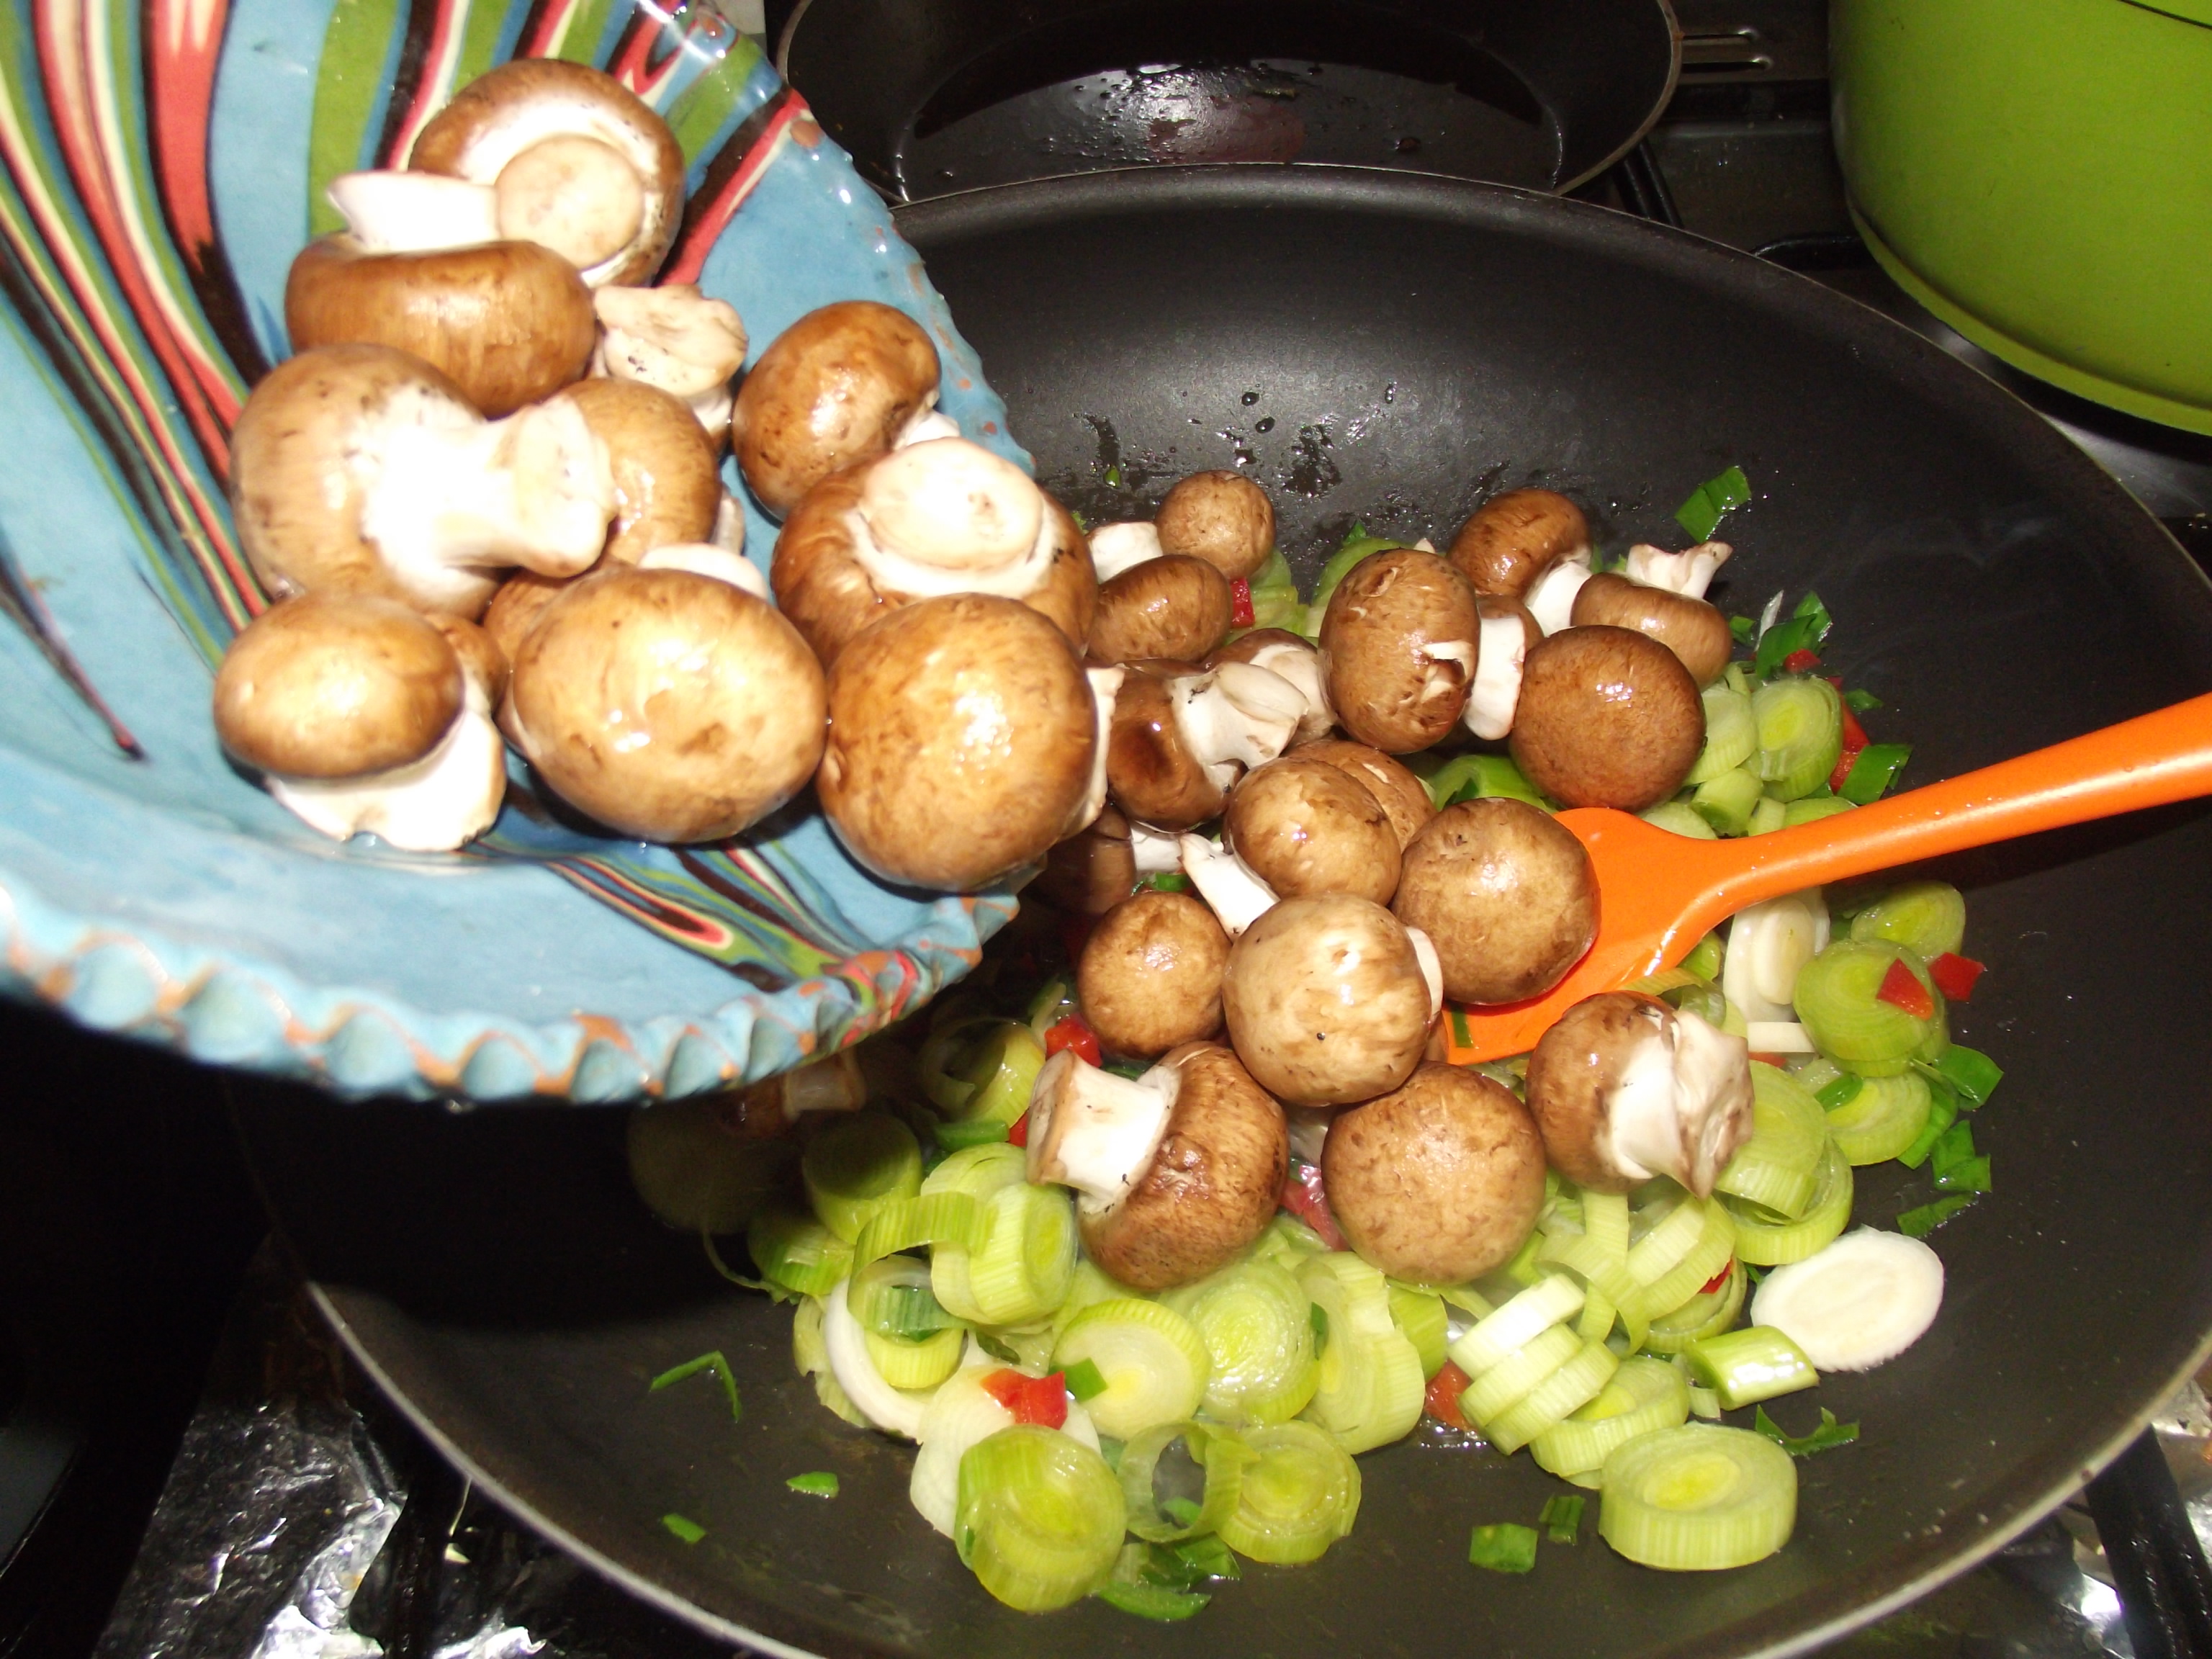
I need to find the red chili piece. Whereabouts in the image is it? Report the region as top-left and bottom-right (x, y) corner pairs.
(981, 1368), (1069, 1429)
(1007, 1110), (1030, 1148)
(1929, 952), (1987, 1002)
(1748, 1052), (1791, 1068)
(1782, 648), (1822, 674)
(1424, 1362), (1473, 1431)
(1829, 701), (1871, 792)
(1699, 1262), (1734, 1297)
(1044, 1018), (1102, 1067)
(1875, 958), (1936, 1020)
(1229, 577), (1256, 628)
(1279, 1161), (1348, 1250)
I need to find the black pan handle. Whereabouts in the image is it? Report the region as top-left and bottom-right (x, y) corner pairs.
(2083, 1429), (2212, 1659)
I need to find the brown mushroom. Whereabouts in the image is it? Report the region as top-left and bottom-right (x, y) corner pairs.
(1447, 488), (1591, 600)
(771, 440), (1094, 667)
(1028, 1043), (1287, 1290)
(817, 594), (1098, 890)
(1087, 554), (1233, 664)
(1524, 992), (1754, 1197)
(1035, 804), (1140, 916)
(1570, 571), (1734, 688)
(1220, 894), (1437, 1107)
(1509, 624), (1704, 811)
(1223, 755), (1400, 906)
(1154, 470), (1274, 580)
(505, 565), (826, 841)
(481, 568), (572, 667)
(550, 377), (719, 565)
(1104, 660), (1305, 832)
(408, 58), (685, 287)
(1318, 547), (1480, 753)
(1077, 891), (1231, 1057)
(730, 301), (940, 516)
(1290, 738), (1434, 850)
(1322, 1064), (1547, 1282)
(1390, 799), (1596, 1005)
(1212, 628), (1335, 742)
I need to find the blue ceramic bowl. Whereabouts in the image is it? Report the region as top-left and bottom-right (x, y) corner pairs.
(0, 0), (1028, 1102)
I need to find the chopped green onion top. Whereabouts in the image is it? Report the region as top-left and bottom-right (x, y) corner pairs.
(1753, 1405), (1860, 1457)
(649, 1351), (742, 1424)
(1754, 611), (1823, 678)
(786, 1471), (840, 1498)
(976, 1332), (1022, 1364)
(701, 1233), (797, 1302)
(1102, 1058), (1153, 1081)
(1897, 1082), (1960, 1169)
(1928, 1044), (2004, 1108)
(662, 1513), (707, 1544)
(1816, 1073), (1865, 1110)
(1161, 1496), (1204, 1529)
(1309, 1300), (1331, 1350)
(1105, 463), (1123, 487)
(1844, 688), (1884, 713)
(1898, 1195), (1979, 1237)
(1930, 1120), (1976, 1178)
(1791, 590), (1834, 642)
(1062, 1358), (1109, 1402)
(1468, 1522), (1540, 1574)
(1936, 1156), (1992, 1195)
(1138, 871), (1192, 894)
(1840, 742), (1912, 804)
(1730, 614), (1758, 646)
(1675, 465), (1752, 541)
(1096, 1581), (1209, 1622)
(1539, 1494), (1586, 1544)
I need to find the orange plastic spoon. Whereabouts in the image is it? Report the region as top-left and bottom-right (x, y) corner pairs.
(1442, 691), (2212, 1062)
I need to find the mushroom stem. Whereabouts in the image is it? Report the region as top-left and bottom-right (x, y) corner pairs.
(325, 170), (500, 253)
(1025, 1050), (1179, 1212)
(1407, 926), (1444, 1020)
(636, 541), (769, 598)
(1626, 540), (1732, 601)
(1236, 637), (1336, 742)
(1178, 834), (1279, 938)
(1464, 608), (1532, 739)
(1129, 822), (1182, 873)
(269, 665), (505, 853)
(593, 284), (747, 397)
(1088, 521), (1164, 582)
(710, 492), (746, 556)
(1173, 662), (1306, 789)
(895, 407), (960, 447)
(1605, 1005), (1752, 1196)
(1064, 667), (1124, 837)
(1524, 550), (1594, 635)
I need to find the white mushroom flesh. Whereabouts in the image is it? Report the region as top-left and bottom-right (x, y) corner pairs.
(1087, 521), (1164, 581)
(1743, 1020), (1816, 1053)
(593, 284), (747, 400)
(428, 104), (670, 287)
(1463, 609), (1531, 740)
(1239, 637), (1336, 742)
(1172, 662), (1305, 791)
(1625, 540), (1732, 601)
(1024, 1050), (1179, 1213)
(1722, 890), (1830, 1023)
(1524, 550), (1594, 635)
(269, 665), (505, 853)
(842, 440), (1057, 599)
(1128, 822), (1183, 873)
(1603, 1003), (1753, 1195)
(709, 491), (746, 557)
(895, 408), (961, 447)
(1178, 833), (1278, 938)
(1407, 925), (1444, 1020)
(494, 133), (644, 271)
(1419, 637), (1478, 704)
(1063, 667), (1123, 838)
(822, 1278), (930, 1439)
(355, 388), (614, 607)
(637, 540), (769, 598)
(1750, 1228), (1945, 1372)
(326, 170), (500, 253)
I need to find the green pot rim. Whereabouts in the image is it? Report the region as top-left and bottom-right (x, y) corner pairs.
(2121, 0), (2212, 32)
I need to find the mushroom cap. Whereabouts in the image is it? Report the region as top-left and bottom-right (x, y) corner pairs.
(1322, 1064), (1547, 1282)
(1153, 470), (1276, 580)
(284, 235), (595, 418)
(213, 590), (463, 779)
(1318, 547), (1481, 752)
(1035, 804), (1139, 916)
(505, 565), (827, 841)
(1220, 894), (1434, 1107)
(731, 301), (941, 516)
(817, 593), (1097, 890)
(1087, 554), (1233, 664)
(771, 456), (1094, 668)
(1447, 488), (1591, 599)
(1509, 624), (1704, 811)
(1570, 571), (1735, 688)
(1077, 891), (1231, 1058)
(1390, 798), (1597, 1005)
(1103, 665), (1226, 831)
(1290, 737), (1435, 850)
(408, 58), (685, 287)
(1524, 991), (1666, 1194)
(428, 612), (510, 707)
(230, 343), (483, 608)
(1080, 1042), (1288, 1291)
(549, 377), (719, 565)
(1223, 755), (1401, 906)
(481, 567), (572, 667)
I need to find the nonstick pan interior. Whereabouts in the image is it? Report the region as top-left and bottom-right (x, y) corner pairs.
(242, 169), (2212, 1659)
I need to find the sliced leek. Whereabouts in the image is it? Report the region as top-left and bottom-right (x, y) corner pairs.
(1622, 1200), (1738, 1326)
(1485, 1339), (1621, 1455)
(1215, 1420), (1362, 1565)
(1751, 676), (1843, 802)
(1164, 1258), (1320, 1425)
(851, 1191), (984, 1272)
(1714, 1063), (1829, 1220)
(802, 1112), (923, 1242)
(1051, 1299), (1210, 1439)
(1848, 880), (1967, 962)
(867, 1324), (965, 1389)
(938, 1182), (1078, 1327)
(1116, 1419), (1256, 1543)
(1726, 1141), (1853, 1266)
(1449, 1273), (1586, 1376)
(1686, 683), (1758, 783)
(1599, 1425), (1797, 1570)
(921, 1141), (1030, 1202)
(1531, 1355), (1692, 1480)
(749, 1205), (853, 1298)
(956, 1425), (1125, 1611)
(1794, 941), (1941, 1076)
(1641, 1261), (1748, 1356)
(1296, 1253), (1425, 1452)
(1683, 1326), (1819, 1409)
(1824, 1071), (1933, 1166)
(1460, 1323), (1583, 1425)
(1387, 1283), (1450, 1379)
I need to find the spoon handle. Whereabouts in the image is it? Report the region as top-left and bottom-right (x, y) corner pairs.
(1695, 691), (2212, 922)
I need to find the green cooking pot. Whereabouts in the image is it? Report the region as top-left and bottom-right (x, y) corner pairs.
(1833, 0), (2212, 434)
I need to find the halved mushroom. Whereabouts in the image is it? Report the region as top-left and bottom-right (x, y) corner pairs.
(1323, 1064), (1547, 1282)
(1318, 547), (1480, 753)
(817, 594), (1099, 890)
(1036, 804), (1140, 916)
(1028, 1043), (1287, 1290)
(731, 301), (941, 516)
(549, 377), (719, 565)
(230, 343), (613, 619)
(592, 284), (748, 448)
(1154, 471), (1274, 580)
(1076, 891), (1231, 1058)
(772, 438), (1095, 667)
(1390, 799), (1596, 1005)
(1087, 554), (1232, 664)
(505, 565), (826, 842)
(1105, 660), (1305, 831)
(212, 591), (506, 851)
(1570, 572), (1734, 688)
(1509, 624), (1704, 811)
(1223, 755), (1400, 906)
(1220, 894), (1438, 1107)
(1464, 595), (1542, 740)
(408, 58), (685, 287)
(1524, 992), (1754, 1197)
(1447, 487), (1593, 634)
(1289, 738), (1434, 850)
(1212, 629), (1335, 742)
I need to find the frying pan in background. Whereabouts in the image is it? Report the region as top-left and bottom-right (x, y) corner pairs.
(237, 169), (2212, 1659)
(776, 0), (1678, 200)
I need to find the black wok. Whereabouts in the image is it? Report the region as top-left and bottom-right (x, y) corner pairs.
(237, 168), (2212, 1659)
